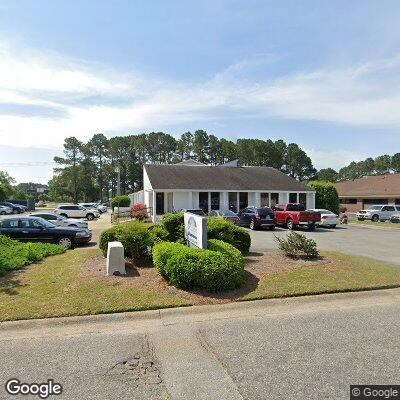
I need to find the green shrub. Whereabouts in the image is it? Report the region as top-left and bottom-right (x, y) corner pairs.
(152, 239), (245, 291)
(0, 235), (66, 275)
(207, 217), (251, 255)
(147, 224), (169, 244)
(307, 181), (339, 214)
(161, 212), (185, 243)
(99, 222), (153, 259)
(110, 195), (131, 209)
(275, 232), (319, 258)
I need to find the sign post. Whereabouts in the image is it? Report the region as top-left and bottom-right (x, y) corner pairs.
(184, 212), (207, 249)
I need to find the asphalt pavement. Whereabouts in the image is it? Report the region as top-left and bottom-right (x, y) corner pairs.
(1, 288), (400, 400)
(249, 224), (400, 265)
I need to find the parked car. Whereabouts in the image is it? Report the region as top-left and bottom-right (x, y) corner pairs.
(390, 214), (400, 223)
(0, 205), (13, 215)
(53, 205), (100, 220)
(79, 202), (107, 213)
(0, 216), (91, 249)
(0, 201), (25, 214)
(208, 209), (239, 224)
(309, 209), (339, 228)
(237, 206), (276, 230)
(181, 208), (206, 216)
(356, 205), (399, 222)
(28, 213), (89, 229)
(274, 203), (321, 230)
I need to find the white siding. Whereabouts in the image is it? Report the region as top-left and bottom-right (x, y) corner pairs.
(173, 192), (191, 211)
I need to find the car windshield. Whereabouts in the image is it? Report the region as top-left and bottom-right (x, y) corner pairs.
(321, 210), (334, 214)
(222, 211), (237, 217)
(33, 217), (57, 228)
(369, 206), (382, 210)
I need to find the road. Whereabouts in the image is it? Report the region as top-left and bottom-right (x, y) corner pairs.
(249, 224), (400, 265)
(1, 288), (400, 400)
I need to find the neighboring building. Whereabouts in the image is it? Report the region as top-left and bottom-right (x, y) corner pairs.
(335, 174), (400, 212)
(131, 160), (316, 222)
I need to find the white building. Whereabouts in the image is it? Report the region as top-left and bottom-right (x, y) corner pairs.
(131, 160), (316, 222)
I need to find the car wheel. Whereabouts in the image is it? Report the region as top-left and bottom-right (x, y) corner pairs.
(286, 219), (294, 230)
(0, 211), (5, 215)
(357, 218), (364, 221)
(249, 220), (257, 230)
(330, 224), (337, 229)
(69, 224), (78, 227)
(86, 213), (95, 221)
(371, 214), (379, 222)
(60, 213), (68, 218)
(12, 209), (19, 214)
(308, 224), (316, 231)
(57, 236), (73, 249)
(268, 226), (275, 231)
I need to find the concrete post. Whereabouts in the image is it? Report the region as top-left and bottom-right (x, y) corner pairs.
(106, 242), (125, 276)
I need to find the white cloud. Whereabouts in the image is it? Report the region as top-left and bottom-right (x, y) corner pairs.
(1, 41), (400, 149)
(304, 148), (364, 171)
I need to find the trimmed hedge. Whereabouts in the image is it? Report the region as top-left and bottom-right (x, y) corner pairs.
(0, 235), (66, 275)
(153, 239), (244, 291)
(99, 222), (154, 259)
(275, 232), (319, 258)
(207, 217), (251, 255)
(161, 212), (185, 243)
(307, 181), (339, 214)
(110, 195), (131, 209)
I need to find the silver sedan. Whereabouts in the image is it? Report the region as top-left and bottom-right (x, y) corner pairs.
(28, 213), (89, 229)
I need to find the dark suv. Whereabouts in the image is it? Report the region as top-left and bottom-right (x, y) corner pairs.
(237, 206), (276, 230)
(0, 201), (25, 214)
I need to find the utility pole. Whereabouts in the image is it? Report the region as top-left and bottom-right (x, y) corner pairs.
(116, 166), (121, 196)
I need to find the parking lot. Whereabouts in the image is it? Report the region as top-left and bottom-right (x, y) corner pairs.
(249, 225), (400, 265)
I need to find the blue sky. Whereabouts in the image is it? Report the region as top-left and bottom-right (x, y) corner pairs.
(1, 0), (400, 183)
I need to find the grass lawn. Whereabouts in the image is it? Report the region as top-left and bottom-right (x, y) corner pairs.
(241, 252), (400, 301)
(349, 220), (400, 229)
(1, 249), (400, 322)
(0, 249), (189, 322)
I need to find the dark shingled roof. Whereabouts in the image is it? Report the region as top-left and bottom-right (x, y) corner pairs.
(144, 164), (312, 191)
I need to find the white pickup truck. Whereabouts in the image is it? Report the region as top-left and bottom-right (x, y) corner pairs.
(356, 205), (400, 222)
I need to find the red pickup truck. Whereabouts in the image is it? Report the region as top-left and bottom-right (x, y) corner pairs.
(274, 203), (321, 230)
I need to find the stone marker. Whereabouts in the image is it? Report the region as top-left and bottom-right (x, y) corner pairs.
(106, 241), (126, 276)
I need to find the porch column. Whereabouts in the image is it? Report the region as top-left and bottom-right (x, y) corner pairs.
(254, 192), (261, 207)
(237, 192), (240, 213)
(306, 192), (316, 209)
(152, 190), (156, 222)
(281, 192), (289, 204)
(208, 192), (211, 213)
(220, 192), (228, 211)
(188, 191), (193, 209)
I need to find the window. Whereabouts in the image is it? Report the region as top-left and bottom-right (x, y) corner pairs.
(341, 198), (357, 204)
(229, 192), (237, 212)
(210, 192), (220, 211)
(0, 220), (18, 228)
(274, 204), (284, 211)
(260, 193), (269, 207)
(245, 207), (255, 214)
(20, 219), (43, 228)
(382, 206), (395, 211)
(199, 192), (208, 213)
(239, 192), (248, 211)
(286, 204), (306, 212)
(299, 193), (307, 206)
(271, 193), (279, 206)
(289, 193), (298, 203)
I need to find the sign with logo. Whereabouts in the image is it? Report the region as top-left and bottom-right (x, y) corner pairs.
(184, 212), (207, 249)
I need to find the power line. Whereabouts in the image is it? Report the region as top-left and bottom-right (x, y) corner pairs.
(0, 162), (56, 167)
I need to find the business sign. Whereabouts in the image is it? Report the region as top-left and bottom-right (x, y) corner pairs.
(184, 212), (207, 249)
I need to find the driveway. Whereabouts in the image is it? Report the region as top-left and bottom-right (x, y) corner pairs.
(1, 289), (399, 400)
(248, 225), (400, 265)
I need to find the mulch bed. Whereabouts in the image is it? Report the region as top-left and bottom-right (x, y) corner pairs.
(84, 251), (330, 305)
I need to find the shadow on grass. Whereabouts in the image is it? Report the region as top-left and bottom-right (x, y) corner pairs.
(0, 270), (26, 296)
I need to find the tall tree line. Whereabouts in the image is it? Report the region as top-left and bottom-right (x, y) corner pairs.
(316, 153), (400, 182)
(50, 130), (316, 202)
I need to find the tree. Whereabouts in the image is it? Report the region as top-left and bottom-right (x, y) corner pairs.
(54, 137), (83, 203)
(192, 130), (210, 163)
(317, 168), (338, 182)
(374, 155), (391, 175)
(88, 133), (108, 201)
(284, 143), (316, 180)
(392, 153), (400, 173)
(0, 171), (15, 200)
(308, 181), (339, 214)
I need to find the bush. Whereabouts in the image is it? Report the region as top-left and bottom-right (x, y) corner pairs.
(99, 222), (153, 259)
(147, 224), (169, 244)
(0, 235), (66, 275)
(152, 239), (244, 291)
(110, 195), (131, 209)
(275, 232), (319, 258)
(307, 181), (339, 214)
(161, 212), (185, 243)
(207, 217), (251, 255)
(131, 203), (148, 221)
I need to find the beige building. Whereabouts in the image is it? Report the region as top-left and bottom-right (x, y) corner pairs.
(335, 174), (400, 212)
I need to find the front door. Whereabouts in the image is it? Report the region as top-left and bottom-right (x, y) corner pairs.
(156, 192), (164, 215)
